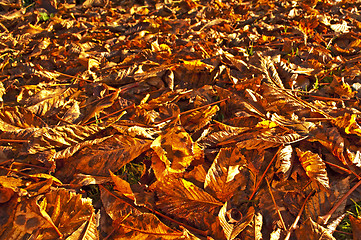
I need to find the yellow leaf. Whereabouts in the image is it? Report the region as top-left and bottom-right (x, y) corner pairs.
(109, 170), (134, 200)
(256, 120), (277, 128)
(296, 148), (329, 190)
(151, 126), (203, 174)
(182, 60), (215, 72)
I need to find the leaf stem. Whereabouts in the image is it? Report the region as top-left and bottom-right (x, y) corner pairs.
(154, 97), (229, 125)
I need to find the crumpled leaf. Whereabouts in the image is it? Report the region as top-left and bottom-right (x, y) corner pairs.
(332, 113), (361, 137)
(151, 126), (203, 174)
(275, 144), (294, 181)
(26, 87), (79, 117)
(305, 177), (349, 222)
(0, 188), (98, 239)
(180, 105), (219, 132)
(240, 212), (263, 240)
(24, 124), (105, 154)
(0, 106), (47, 131)
(310, 124), (346, 165)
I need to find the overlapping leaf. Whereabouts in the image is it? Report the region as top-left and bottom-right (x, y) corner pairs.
(1, 0), (361, 239)
(100, 187), (184, 240)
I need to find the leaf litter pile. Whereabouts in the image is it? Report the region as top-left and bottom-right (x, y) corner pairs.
(2, 0), (361, 239)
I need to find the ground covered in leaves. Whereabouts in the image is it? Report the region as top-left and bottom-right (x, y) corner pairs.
(1, 0), (361, 239)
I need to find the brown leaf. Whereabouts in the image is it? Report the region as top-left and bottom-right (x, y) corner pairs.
(305, 177), (349, 221)
(332, 113), (361, 137)
(150, 177), (223, 231)
(295, 217), (335, 240)
(350, 215), (361, 240)
(55, 134), (152, 182)
(240, 212), (263, 240)
(275, 145), (294, 181)
(100, 188), (183, 239)
(1, 188), (98, 239)
(0, 106), (47, 131)
(26, 124), (105, 154)
(180, 105), (219, 132)
(110, 170), (134, 200)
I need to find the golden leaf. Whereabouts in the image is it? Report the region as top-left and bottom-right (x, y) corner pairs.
(296, 148), (330, 190)
(110, 170), (134, 200)
(151, 126), (203, 173)
(56, 134), (152, 182)
(151, 177), (222, 231)
(204, 147), (251, 202)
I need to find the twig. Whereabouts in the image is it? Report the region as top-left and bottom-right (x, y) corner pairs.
(249, 146), (282, 201)
(84, 104), (135, 125)
(266, 178), (286, 230)
(103, 213), (131, 240)
(323, 160), (352, 175)
(318, 178), (361, 225)
(284, 190), (314, 240)
(0, 139), (30, 143)
(301, 118), (333, 122)
(50, 70), (93, 83)
(303, 94), (357, 102)
(0, 166), (39, 181)
(154, 97), (229, 125)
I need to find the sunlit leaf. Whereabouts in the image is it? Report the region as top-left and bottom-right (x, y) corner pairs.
(151, 126), (203, 174)
(296, 148), (330, 190)
(275, 145), (294, 180)
(26, 124), (105, 154)
(150, 177), (223, 231)
(0, 106), (47, 131)
(110, 170), (134, 200)
(0, 188), (98, 239)
(26, 87), (79, 117)
(180, 105), (219, 132)
(100, 188), (184, 240)
(204, 147), (251, 202)
(55, 134), (152, 182)
(332, 113), (361, 137)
